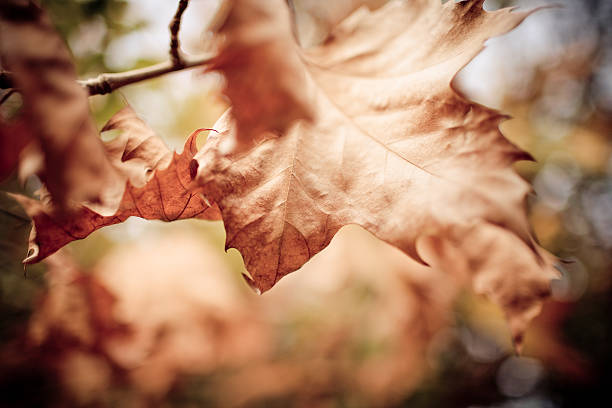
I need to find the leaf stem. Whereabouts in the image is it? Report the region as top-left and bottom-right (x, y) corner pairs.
(1, 54), (212, 96)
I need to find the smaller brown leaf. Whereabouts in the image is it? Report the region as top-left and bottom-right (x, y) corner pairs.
(207, 0), (314, 147)
(13, 106), (221, 264)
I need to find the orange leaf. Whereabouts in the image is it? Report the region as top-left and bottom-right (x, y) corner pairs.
(14, 107), (220, 263)
(207, 0), (315, 146)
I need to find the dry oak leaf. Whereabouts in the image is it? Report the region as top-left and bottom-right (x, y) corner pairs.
(194, 0), (556, 329)
(207, 0), (314, 147)
(0, 1), (120, 208)
(14, 106), (220, 263)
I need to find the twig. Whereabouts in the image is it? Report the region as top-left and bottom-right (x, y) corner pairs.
(169, 0), (190, 66)
(1, 56), (213, 96)
(80, 53), (213, 96)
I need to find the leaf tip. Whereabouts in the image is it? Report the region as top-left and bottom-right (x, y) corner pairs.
(23, 245), (40, 264)
(241, 272), (262, 295)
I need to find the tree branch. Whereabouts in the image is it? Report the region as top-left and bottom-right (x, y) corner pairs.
(169, 0), (190, 66)
(2, 54), (212, 96)
(0, 71), (13, 90)
(80, 53), (213, 96)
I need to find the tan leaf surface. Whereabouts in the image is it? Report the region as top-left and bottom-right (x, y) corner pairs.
(14, 106), (220, 263)
(195, 0), (556, 334)
(207, 0), (314, 146)
(291, 0), (387, 47)
(0, 1), (119, 207)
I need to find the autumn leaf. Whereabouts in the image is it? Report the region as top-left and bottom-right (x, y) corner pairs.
(194, 0), (557, 336)
(0, 0), (120, 208)
(207, 0), (314, 146)
(14, 106), (220, 264)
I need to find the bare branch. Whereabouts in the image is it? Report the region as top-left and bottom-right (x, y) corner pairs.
(169, 0), (190, 67)
(81, 53), (213, 96)
(2, 54), (213, 97)
(82, 53), (212, 96)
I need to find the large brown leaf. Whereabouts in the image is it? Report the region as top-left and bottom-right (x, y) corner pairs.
(0, 0), (119, 208)
(194, 0), (557, 336)
(14, 107), (220, 263)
